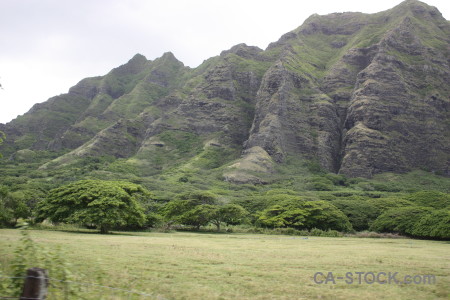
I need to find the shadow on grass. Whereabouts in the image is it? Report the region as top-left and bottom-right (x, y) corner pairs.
(175, 228), (229, 235)
(29, 226), (151, 237)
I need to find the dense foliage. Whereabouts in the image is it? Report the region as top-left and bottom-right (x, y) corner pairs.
(0, 142), (449, 239)
(410, 210), (450, 239)
(256, 200), (352, 232)
(370, 206), (450, 239)
(36, 180), (149, 233)
(0, 186), (31, 227)
(0, 130), (4, 158)
(404, 191), (450, 209)
(162, 191), (248, 230)
(368, 191), (450, 239)
(369, 206), (433, 235)
(0, 1), (449, 241)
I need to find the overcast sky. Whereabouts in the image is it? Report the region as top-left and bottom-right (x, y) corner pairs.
(1, 0), (449, 124)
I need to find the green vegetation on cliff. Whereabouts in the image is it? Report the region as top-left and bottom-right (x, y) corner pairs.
(0, 1), (449, 238)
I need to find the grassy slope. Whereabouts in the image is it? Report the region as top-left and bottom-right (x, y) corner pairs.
(0, 229), (448, 299)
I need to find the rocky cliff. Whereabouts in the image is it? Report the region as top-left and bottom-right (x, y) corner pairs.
(1, 0), (449, 180)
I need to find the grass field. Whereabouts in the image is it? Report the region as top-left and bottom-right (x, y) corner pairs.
(0, 229), (449, 299)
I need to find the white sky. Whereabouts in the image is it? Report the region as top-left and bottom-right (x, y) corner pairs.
(0, 0), (449, 124)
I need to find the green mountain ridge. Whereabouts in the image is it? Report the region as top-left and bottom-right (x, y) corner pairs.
(1, 0), (449, 185)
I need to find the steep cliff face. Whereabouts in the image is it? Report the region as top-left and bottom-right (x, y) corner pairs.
(1, 53), (189, 153)
(1, 0), (449, 179)
(243, 0), (450, 177)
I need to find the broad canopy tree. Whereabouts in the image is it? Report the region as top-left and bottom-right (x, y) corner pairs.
(162, 191), (248, 230)
(36, 180), (149, 233)
(256, 200), (352, 232)
(209, 204), (248, 231)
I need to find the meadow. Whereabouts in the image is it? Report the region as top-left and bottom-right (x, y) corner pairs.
(0, 229), (449, 299)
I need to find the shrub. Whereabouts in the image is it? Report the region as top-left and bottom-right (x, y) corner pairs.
(411, 209), (450, 239)
(146, 212), (164, 228)
(256, 200), (352, 232)
(256, 205), (308, 229)
(405, 191), (450, 209)
(366, 198), (414, 216)
(233, 193), (302, 215)
(300, 201), (352, 232)
(176, 191), (218, 205)
(331, 200), (379, 231)
(370, 206), (432, 235)
(324, 173), (348, 186)
(371, 182), (402, 192)
(305, 160), (325, 174)
(307, 177), (334, 191)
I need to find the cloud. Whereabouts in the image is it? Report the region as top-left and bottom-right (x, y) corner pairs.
(0, 0), (449, 123)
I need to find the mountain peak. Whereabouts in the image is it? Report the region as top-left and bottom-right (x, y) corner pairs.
(161, 51), (176, 59)
(1, 1), (449, 180)
(131, 53), (147, 60)
(154, 51), (184, 68)
(220, 43), (263, 59)
(110, 53), (149, 76)
(391, 0), (444, 20)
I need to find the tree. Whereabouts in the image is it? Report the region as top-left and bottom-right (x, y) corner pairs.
(370, 206), (432, 235)
(412, 209), (450, 239)
(209, 204), (248, 231)
(178, 204), (216, 230)
(162, 190), (218, 228)
(366, 197), (414, 216)
(405, 191), (450, 209)
(256, 200), (352, 232)
(162, 199), (195, 223)
(331, 200), (379, 231)
(257, 205), (308, 229)
(0, 186), (31, 227)
(36, 180), (148, 233)
(176, 191), (218, 205)
(300, 201), (352, 232)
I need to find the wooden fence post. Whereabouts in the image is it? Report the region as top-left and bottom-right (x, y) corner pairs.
(20, 268), (49, 300)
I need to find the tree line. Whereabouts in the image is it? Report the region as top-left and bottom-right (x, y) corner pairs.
(0, 179), (449, 238)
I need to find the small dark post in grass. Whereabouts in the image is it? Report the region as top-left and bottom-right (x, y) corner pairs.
(20, 268), (49, 300)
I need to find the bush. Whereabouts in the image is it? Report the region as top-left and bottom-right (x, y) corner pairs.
(405, 191), (450, 209)
(256, 205), (308, 229)
(305, 160), (325, 174)
(301, 201), (352, 232)
(233, 193), (302, 215)
(331, 200), (379, 231)
(370, 206), (432, 235)
(307, 177), (334, 191)
(256, 200), (352, 232)
(324, 173), (348, 186)
(146, 212), (164, 228)
(366, 198), (414, 216)
(411, 209), (450, 239)
(371, 182), (402, 192)
(176, 191), (218, 205)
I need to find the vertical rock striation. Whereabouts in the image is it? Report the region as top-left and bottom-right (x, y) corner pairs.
(1, 0), (449, 178)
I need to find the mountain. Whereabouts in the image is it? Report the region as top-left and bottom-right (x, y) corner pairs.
(1, 0), (449, 184)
